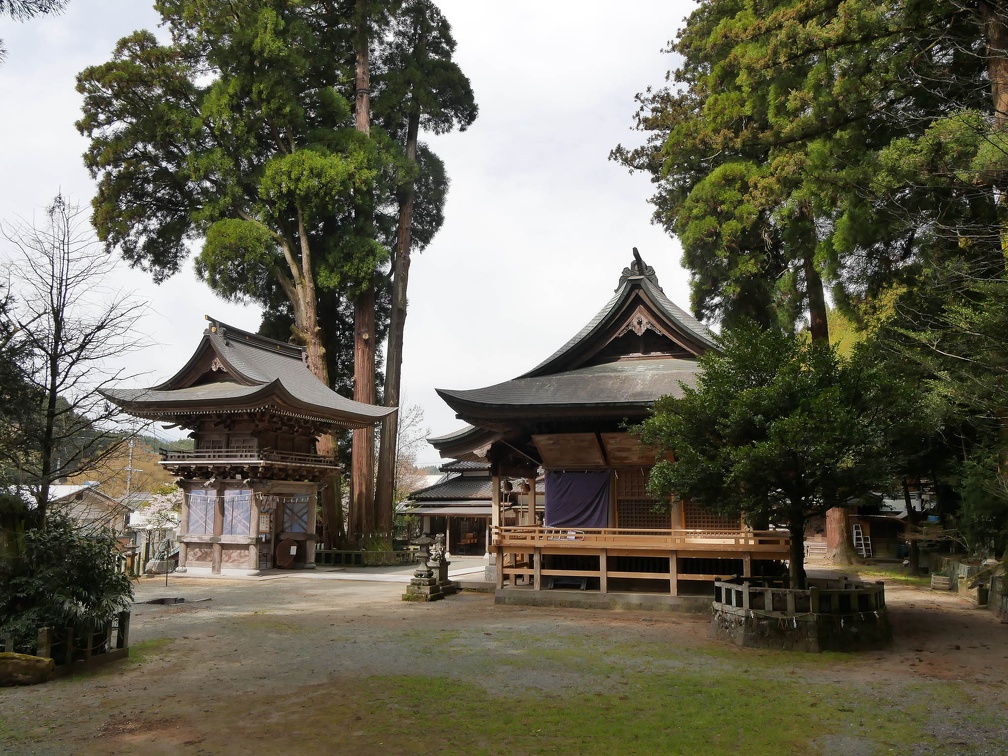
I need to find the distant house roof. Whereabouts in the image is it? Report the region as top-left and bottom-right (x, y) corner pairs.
(440, 460), (490, 473)
(406, 461), (544, 518)
(411, 474), (493, 502)
(103, 317), (393, 431)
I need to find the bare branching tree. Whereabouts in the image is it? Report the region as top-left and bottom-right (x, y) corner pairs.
(2, 194), (145, 522)
(393, 397), (430, 505)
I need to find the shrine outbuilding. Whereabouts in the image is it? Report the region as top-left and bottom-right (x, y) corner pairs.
(432, 251), (791, 603)
(104, 318), (392, 576)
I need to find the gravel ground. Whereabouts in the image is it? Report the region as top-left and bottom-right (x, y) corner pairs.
(1, 566), (1006, 754)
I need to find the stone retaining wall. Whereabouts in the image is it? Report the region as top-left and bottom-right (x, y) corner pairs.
(711, 577), (890, 652)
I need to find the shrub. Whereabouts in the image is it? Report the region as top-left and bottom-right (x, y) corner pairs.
(0, 513), (133, 653)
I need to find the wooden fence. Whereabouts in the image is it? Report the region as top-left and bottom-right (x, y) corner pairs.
(315, 549), (416, 567)
(161, 448), (339, 468)
(2, 611), (130, 675)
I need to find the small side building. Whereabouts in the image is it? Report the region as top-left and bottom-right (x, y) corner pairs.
(104, 318), (391, 576)
(405, 460), (546, 557)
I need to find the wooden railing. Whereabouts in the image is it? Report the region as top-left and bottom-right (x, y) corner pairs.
(161, 448), (338, 468)
(713, 576), (886, 616)
(494, 525), (790, 553)
(2, 611), (130, 674)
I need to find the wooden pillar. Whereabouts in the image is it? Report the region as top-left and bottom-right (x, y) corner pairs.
(304, 487), (316, 564)
(669, 551), (678, 597)
(212, 483), (224, 575)
(491, 473), (501, 533)
(495, 546), (504, 590)
(177, 487), (190, 573)
(445, 519), (452, 559)
(533, 547), (542, 591)
(530, 477), (538, 526)
(743, 552), (752, 579)
(36, 627), (52, 659)
(250, 494), (262, 573)
(117, 611), (130, 650)
(484, 519), (491, 562)
(600, 548), (608, 594)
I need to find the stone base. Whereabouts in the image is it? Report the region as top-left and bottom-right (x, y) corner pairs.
(144, 559), (177, 575)
(0, 653), (54, 686)
(484, 564), (497, 583)
(438, 580), (460, 596)
(402, 581), (445, 602)
(710, 608), (892, 652)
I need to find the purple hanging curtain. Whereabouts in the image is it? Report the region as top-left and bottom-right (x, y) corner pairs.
(544, 471), (610, 528)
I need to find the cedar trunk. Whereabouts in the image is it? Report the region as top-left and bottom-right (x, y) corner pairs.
(825, 506), (857, 564)
(349, 0), (378, 542)
(985, 2), (1008, 129)
(788, 509), (808, 589)
(803, 250), (829, 346)
(375, 110), (420, 533)
(351, 285), (377, 540)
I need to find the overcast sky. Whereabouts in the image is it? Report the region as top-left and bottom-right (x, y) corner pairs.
(0, 1), (696, 466)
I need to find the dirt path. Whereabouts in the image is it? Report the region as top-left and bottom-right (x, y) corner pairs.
(1, 575), (1006, 754)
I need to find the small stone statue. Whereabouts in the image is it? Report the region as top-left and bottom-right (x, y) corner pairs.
(430, 533), (446, 565)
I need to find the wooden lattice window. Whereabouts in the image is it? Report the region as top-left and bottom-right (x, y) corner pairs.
(187, 490), (214, 535)
(682, 501), (739, 531)
(283, 495), (311, 533)
(223, 489), (252, 535)
(615, 469), (670, 529)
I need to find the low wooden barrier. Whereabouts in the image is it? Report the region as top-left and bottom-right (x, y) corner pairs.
(315, 549), (416, 567)
(711, 577), (890, 652)
(495, 526), (790, 553)
(1, 611), (130, 675)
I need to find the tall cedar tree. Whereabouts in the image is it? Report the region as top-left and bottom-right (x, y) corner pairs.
(613, 0), (1006, 561)
(635, 324), (911, 588)
(77, 1), (465, 544)
(371, 0), (476, 528)
(612, 0), (998, 339)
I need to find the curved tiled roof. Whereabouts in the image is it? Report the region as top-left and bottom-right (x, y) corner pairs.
(438, 358), (701, 414)
(104, 317), (392, 430)
(435, 253), (714, 430)
(520, 260), (717, 379)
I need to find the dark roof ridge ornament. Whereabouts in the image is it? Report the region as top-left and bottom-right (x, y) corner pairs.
(204, 314), (306, 360)
(619, 247), (663, 292)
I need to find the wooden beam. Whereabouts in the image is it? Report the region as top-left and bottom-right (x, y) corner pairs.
(600, 548), (608, 594)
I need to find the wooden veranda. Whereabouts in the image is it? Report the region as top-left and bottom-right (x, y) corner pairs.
(493, 525), (791, 597)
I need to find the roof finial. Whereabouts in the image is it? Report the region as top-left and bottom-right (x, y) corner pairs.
(619, 247), (662, 291)
(632, 247), (644, 273)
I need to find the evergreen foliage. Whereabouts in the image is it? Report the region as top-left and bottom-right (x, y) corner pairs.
(0, 512), (133, 654)
(636, 324), (914, 586)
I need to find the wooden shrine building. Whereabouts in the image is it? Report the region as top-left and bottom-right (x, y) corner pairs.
(432, 251), (791, 600)
(104, 317), (391, 576)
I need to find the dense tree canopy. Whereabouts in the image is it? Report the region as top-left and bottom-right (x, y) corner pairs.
(616, 0), (1008, 559)
(613, 0), (1000, 342)
(636, 324), (915, 586)
(77, 1), (475, 544)
(76, 3), (410, 392)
